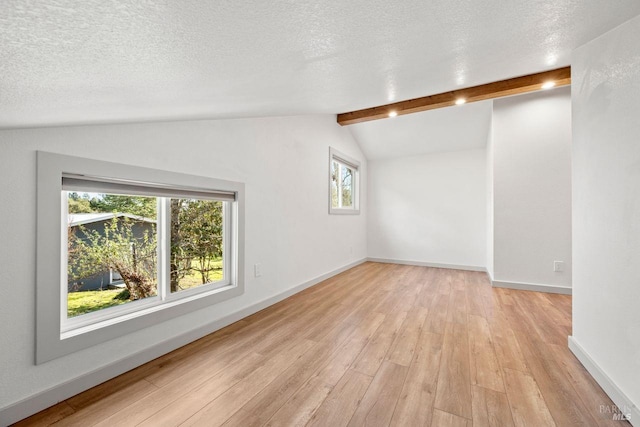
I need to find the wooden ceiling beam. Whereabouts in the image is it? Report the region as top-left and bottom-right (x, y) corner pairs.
(337, 66), (571, 126)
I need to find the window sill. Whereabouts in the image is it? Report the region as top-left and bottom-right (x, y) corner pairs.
(61, 282), (237, 340)
(329, 208), (361, 215)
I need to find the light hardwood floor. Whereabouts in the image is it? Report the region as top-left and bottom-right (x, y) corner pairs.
(16, 262), (629, 426)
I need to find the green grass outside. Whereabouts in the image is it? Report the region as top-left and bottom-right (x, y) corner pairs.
(176, 258), (224, 290)
(67, 258), (224, 318)
(67, 289), (128, 317)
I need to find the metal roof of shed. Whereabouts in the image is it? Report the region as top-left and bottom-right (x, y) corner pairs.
(68, 213), (156, 227)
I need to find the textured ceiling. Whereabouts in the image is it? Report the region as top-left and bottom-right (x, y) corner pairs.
(350, 101), (492, 160)
(1, 1), (640, 128)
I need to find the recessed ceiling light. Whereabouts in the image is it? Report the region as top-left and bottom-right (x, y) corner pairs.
(388, 111), (398, 117)
(541, 81), (556, 90)
(455, 98), (466, 105)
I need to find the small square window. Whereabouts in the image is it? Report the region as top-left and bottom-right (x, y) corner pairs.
(329, 148), (360, 214)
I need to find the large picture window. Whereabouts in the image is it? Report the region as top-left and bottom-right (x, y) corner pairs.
(37, 152), (245, 363)
(329, 147), (360, 214)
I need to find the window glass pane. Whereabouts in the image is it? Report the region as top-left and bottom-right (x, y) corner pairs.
(331, 161), (339, 208)
(66, 192), (158, 318)
(170, 199), (225, 293)
(341, 165), (353, 207)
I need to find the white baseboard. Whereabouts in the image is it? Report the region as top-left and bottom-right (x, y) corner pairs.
(367, 260), (572, 297)
(492, 279), (572, 295)
(0, 258), (367, 426)
(568, 336), (639, 426)
(367, 257), (486, 272)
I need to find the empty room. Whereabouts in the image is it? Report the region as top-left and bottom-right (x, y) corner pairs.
(1, 1), (639, 426)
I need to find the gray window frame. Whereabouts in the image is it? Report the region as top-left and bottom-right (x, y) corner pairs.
(36, 151), (245, 364)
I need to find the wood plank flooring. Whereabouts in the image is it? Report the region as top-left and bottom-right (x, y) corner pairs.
(15, 262), (629, 426)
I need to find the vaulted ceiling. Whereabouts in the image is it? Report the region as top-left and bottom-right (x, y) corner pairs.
(350, 101), (492, 160)
(1, 1), (640, 129)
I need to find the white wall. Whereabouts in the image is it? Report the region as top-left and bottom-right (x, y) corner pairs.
(492, 87), (572, 290)
(486, 115), (494, 278)
(572, 14), (640, 419)
(350, 102), (492, 160)
(0, 115), (367, 417)
(367, 149), (487, 269)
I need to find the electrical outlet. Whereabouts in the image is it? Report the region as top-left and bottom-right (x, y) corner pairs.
(254, 263), (262, 277)
(554, 261), (565, 272)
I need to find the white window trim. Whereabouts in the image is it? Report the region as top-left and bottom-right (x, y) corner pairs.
(36, 152), (245, 364)
(329, 147), (360, 215)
